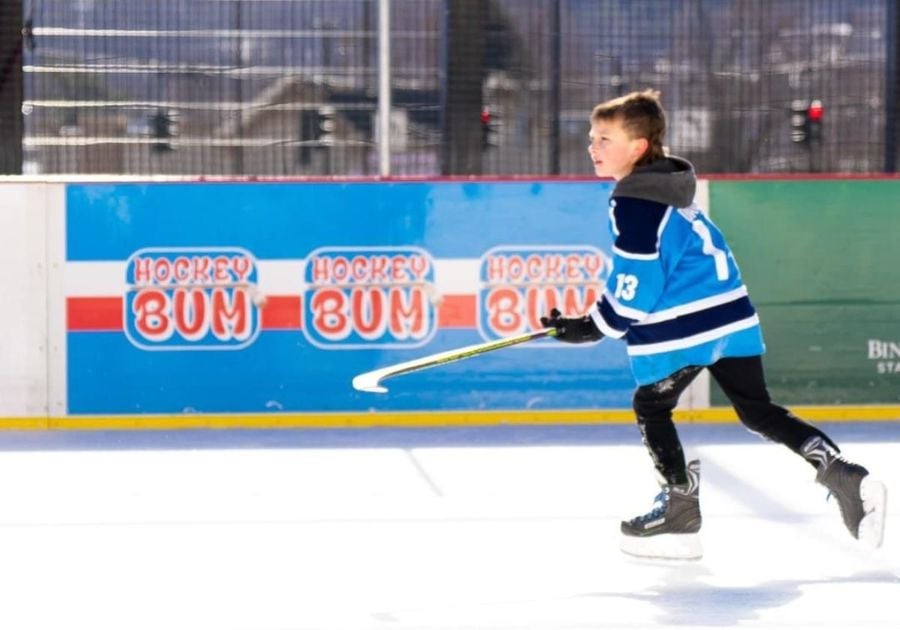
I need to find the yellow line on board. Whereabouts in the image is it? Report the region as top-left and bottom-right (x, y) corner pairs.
(0, 405), (899, 431)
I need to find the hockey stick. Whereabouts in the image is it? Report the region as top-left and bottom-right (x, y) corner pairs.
(352, 327), (557, 393)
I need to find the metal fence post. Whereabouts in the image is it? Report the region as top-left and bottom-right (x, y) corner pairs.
(885, 0), (898, 173)
(378, 0), (392, 177)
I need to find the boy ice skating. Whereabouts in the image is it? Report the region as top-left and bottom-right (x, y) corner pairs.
(540, 89), (886, 560)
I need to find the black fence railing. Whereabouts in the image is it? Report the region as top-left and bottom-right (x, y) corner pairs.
(5, 0), (898, 176)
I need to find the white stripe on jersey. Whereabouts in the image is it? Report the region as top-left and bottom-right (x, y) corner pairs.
(612, 245), (659, 260)
(589, 306), (626, 339)
(633, 285), (749, 326)
(626, 315), (760, 356)
(602, 290), (649, 321)
(656, 206), (673, 242)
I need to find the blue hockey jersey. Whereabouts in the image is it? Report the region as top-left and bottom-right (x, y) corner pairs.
(588, 157), (765, 385)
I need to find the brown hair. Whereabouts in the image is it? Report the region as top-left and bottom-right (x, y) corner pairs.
(591, 89), (666, 166)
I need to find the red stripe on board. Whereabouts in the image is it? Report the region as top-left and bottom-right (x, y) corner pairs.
(260, 296), (302, 329)
(67, 297), (123, 331)
(67, 294), (477, 331)
(67, 296), (304, 331)
(438, 294), (477, 328)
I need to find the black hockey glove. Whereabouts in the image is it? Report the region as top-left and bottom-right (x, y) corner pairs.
(540, 308), (603, 344)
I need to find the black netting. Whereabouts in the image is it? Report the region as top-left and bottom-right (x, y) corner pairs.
(4, 0), (898, 176)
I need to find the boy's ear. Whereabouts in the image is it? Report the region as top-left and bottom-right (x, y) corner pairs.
(632, 137), (649, 161)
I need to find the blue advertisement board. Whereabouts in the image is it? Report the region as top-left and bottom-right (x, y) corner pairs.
(66, 181), (635, 415)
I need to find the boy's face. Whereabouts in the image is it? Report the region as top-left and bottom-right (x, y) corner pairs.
(588, 117), (649, 180)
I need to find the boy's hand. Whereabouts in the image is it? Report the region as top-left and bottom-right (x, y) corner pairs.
(540, 308), (604, 343)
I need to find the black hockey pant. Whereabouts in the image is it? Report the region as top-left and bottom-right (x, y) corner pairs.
(633, 355), (838, 486)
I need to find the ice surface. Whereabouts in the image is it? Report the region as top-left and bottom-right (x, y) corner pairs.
(0, 423), (896, 630)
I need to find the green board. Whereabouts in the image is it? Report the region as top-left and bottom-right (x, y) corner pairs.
(710, 179), (900, 405)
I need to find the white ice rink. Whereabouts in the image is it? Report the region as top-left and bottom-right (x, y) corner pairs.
(0, 423), (897, 630)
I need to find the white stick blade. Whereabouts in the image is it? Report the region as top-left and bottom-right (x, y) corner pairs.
(352, 373), (388, 394)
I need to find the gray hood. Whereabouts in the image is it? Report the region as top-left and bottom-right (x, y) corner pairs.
(612, 156), (697, 208)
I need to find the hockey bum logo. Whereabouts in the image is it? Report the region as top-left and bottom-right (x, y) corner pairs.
(124, 247), (262, 351)
(478, 245), (610, 341)
(303, 246), (437, 349)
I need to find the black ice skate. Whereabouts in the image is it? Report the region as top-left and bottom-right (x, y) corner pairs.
(620, 459), (703, 560)
(801, 436), (887, 548)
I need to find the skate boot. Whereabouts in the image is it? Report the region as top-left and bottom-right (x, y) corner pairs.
(801, 436), (887, 548)
(620, 459), (703, 560)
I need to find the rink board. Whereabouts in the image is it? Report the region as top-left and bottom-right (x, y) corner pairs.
(711, 179), (900, 405)
(64, 180), (636, 415)
(0, 176), (898, 427)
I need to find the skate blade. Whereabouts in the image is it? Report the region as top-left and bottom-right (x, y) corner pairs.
(619, 532), (703, 561)
(858, 477), (887, 548)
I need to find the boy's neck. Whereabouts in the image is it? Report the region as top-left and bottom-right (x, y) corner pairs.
(613, 165), (636, 181)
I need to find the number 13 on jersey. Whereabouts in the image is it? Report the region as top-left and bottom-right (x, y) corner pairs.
(613, 273), (639, 301)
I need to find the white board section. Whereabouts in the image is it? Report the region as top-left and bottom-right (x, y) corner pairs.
(0, 184), (55, 416)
